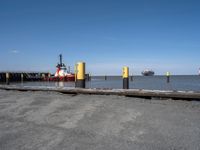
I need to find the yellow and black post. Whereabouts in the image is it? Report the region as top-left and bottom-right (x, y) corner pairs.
(166, 72), (170, 83)
(75, 62), (85, 88)
(6, 72), (9, 85)
(123, 66), (129, 89)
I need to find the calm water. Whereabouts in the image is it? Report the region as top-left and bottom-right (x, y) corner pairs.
(7, 75), (200, 92)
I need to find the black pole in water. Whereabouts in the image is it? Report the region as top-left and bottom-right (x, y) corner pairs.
(89, 73), (91, 81)
(88, 73), (91, 81)
(86, 74), (90, 81)
(105, 75), (107, 80)
(131, 75), (133, 81)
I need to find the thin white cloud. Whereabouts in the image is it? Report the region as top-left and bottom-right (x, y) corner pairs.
(10, 50), (20, 54)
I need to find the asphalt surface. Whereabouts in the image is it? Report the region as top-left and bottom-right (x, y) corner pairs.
(0, 90), (200, 150)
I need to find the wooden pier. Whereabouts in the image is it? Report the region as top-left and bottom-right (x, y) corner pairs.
(0, 85), (200, 100)
(0, 72), (49, 82)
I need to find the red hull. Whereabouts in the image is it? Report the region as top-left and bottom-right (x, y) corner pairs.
(44, 74), (75, 82)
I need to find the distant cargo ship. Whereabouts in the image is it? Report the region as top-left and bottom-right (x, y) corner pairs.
(199, 68), (200, 75)
(142, 69), (155, 76)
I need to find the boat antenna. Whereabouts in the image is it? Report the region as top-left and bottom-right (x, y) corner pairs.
(59, 54), (62, 66)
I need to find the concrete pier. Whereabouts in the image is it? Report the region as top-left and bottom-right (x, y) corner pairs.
(0, 72), (49, 82)
(0, 89), (199, 150)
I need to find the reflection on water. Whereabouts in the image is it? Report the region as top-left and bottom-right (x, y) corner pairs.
(6, 75), (200, 91)
(55, 82), (64, 87)
(18, 81), (75, 88)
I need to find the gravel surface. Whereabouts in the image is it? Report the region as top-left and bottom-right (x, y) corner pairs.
(0, 90), (200, 150)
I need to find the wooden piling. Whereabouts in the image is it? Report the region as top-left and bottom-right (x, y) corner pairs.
(48, 73), (51, 81)
(21, 73), (24, 82)
(89, 73), (91, 81)
(6, 73), (9, 85)
(131, 74), (133, 81)
(0, 74), (2, 82)
(42, 74), (45, 81)
(105, 75), (107, 80)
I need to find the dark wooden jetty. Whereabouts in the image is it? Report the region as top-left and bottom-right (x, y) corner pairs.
(0, 72), (49, 82)
(0, 85), (200, 100)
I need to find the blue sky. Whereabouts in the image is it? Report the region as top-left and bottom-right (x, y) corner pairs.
(0, 0), (200, 75)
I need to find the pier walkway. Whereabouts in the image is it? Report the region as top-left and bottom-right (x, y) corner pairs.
(0, 90), (199, 150)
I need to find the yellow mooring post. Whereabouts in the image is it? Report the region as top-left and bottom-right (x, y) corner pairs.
(166, 72), (171, 83)
(6, 72), (9, 85)
(75, 62), (85, 88)
(123, 67), (129, 89)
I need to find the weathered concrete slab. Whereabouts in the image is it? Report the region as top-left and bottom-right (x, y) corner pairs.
(0, 90), (200, 150)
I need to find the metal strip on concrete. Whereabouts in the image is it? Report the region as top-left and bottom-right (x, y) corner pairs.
(0, 85), (200, 100)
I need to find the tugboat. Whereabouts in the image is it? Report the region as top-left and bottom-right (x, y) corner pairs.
(199, 68), (200, 76)
(52, 54), (75, 81)
(142, 69), (155, 76)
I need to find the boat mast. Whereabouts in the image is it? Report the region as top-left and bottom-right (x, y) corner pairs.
(57, 54), (66, 70)
(59, 54), (63, 66)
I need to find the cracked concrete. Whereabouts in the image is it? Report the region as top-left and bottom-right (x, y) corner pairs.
(0, 90), (200, 150)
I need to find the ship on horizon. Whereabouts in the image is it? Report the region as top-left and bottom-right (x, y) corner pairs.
(142, 69), (155, 76)
(199, 68), (200, 75)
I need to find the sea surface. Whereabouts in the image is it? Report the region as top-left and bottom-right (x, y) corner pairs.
(8, 75), (200, 92)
